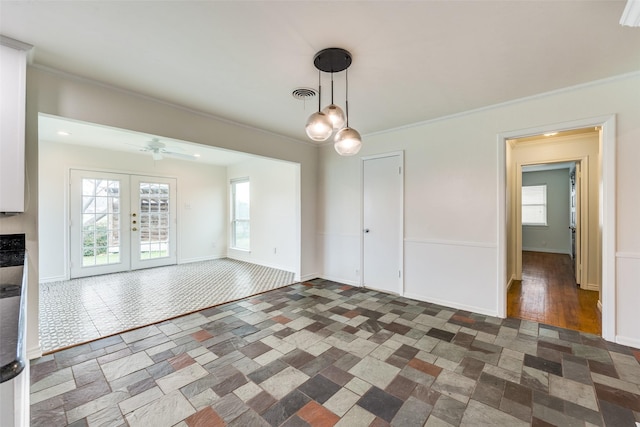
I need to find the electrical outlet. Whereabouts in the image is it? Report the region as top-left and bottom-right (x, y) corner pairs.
(273, 247), (277, 254)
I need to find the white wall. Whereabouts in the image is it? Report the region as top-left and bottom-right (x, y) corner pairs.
(319, 72), (640, 348)
(522, 169), (571, 255)
(38, 140), (228, 281)
(227, 158), (300, 276)
(4, 64), (639, 357)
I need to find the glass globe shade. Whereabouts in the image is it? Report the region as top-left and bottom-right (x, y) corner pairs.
(305, 112), (333, 141)
(334, 127), (362, 156)
(321, 104), (346, 130)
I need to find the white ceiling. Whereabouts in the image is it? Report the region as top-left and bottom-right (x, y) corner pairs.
(3, 1), (640, 144)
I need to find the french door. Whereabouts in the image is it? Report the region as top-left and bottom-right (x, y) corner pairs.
(70, 170), (177, 278)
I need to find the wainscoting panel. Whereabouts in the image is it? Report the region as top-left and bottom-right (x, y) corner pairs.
(615, 252), (640, 348)
(404, 238), (498, 317)
(318, 232), (361, 286)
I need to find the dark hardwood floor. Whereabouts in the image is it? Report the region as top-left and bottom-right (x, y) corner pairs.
(507, 251), (601, 334)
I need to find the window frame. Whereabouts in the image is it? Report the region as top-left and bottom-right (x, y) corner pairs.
(522, 184), (548, 226)
(230, 177), (250, 251)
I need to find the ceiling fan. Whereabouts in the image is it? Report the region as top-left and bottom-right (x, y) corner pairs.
(140, 138), (199, 161)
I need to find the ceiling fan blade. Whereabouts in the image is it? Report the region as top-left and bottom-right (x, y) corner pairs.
(162, 151), (198, 160)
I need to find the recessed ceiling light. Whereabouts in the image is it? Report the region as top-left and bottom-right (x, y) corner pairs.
(543, 132), (558, 137)
(194, 154), (201, 158)
(57, 130), (71, 136)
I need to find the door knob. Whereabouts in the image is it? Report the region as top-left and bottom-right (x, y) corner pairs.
(132, 213), (137, 217)
(364, 229), (370, 233)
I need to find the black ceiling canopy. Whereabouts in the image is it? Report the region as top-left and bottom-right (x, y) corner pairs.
(313, 48), (352, 73)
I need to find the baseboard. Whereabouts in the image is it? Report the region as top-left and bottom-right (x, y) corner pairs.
(319, 274), (361, 287)
(522, 247), (572, 256)
(403, 292), (498, 318)
(178, 254), (225, 264)
(506, 274), (516, 291)
(616, 335), (640, 350)
(597, 300), (602, 312)
(27, 345), (42, 360)
(225, 255), (295, 276)
(300, 273), (320, 282)
(580, 282), (599, 291)
(39, 274), (68, 284)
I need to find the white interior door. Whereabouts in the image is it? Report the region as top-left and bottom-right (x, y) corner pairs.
(363, 153), (403, 294)
(70, 170), (176, 278)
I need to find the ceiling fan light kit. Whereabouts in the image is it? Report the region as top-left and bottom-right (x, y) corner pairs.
(304, 47), (362, 156)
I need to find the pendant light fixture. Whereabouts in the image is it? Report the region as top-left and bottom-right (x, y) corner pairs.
(305, 48), (362, 156)
(333, 67), (362, 156)
(322, 72), (346, 130)
(305, 70), (333, 141)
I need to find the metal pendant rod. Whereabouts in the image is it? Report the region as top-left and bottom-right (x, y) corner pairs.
(345, 69), (350, 127)
(317, 70), (322, 112)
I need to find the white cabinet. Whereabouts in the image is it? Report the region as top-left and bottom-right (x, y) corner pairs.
(0, 37), (31, 213)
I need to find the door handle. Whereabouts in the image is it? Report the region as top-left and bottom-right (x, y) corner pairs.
(364, 229), (370, 233)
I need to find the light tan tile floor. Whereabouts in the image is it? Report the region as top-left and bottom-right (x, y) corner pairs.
(39, 259), (295, 352)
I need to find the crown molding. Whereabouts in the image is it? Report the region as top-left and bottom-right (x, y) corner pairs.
(0, 35), (33, 51)
(364, 70), (640, 139)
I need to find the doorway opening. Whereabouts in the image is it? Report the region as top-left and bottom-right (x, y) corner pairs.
(38, 114), (302, 352)
(498, 115), (616, 341)
(508, 130), (599, 334)
(507, 158), (601, 333)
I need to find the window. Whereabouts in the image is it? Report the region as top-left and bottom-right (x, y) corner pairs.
(522, 184), (547, 226)
(231, 178), (250, 250)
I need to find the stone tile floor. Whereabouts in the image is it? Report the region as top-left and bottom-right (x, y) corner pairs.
(40, 259), (295, 352)
(31, 279), (640, 426)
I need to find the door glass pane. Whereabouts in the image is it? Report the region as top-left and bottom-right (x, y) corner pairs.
(82, 179), (121, 267)
(138, 182), (170, 260)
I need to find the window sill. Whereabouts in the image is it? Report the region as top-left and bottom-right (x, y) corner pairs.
(523, 224), (548, 227)
(229, 247), (251, 253)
